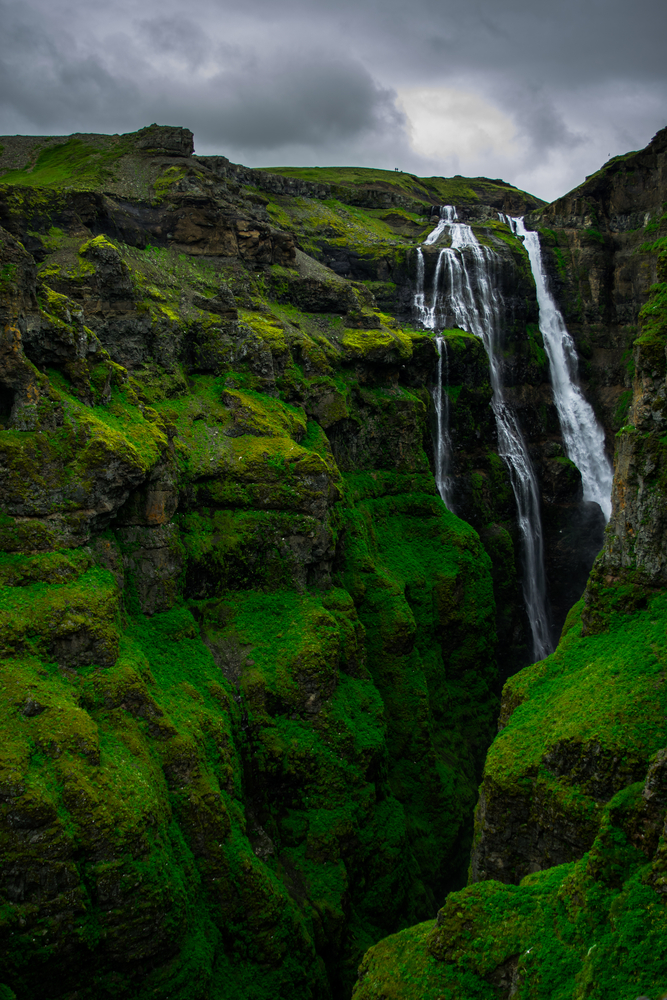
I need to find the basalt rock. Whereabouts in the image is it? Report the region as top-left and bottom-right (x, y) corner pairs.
(133, 124), (195, 157)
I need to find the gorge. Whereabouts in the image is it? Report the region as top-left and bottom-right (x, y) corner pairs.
(0, 122), (666, 1000)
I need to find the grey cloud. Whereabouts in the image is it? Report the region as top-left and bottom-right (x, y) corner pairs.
(499, 84), (585, 159)
(0, 1), (407, 158)
(0, 0), (665, 200)
(191, 0), (667, 89)
(137, 16), (213, 69)
(0, 1), (139, 130)
(193, 52), (406, 150)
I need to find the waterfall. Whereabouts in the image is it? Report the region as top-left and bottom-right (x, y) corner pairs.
(414, 207), (553, 660)
(415, 247), (447, 329)
(425, 204), (458, 245)
(414, 247), (426, 320)
(509, 218), (613, 521)
(433, 335), (455, 510)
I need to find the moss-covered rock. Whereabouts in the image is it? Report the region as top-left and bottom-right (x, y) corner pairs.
(468, 591), (667, 886)
(5, 122), (666, 1000)
(354, 760), (667, 1000)
(0, 146), (507, 1000)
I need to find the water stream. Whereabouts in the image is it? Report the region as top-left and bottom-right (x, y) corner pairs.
(508, 217), (613, 521)
(432, 334), (455, 510)
(415, 206), (553, 660)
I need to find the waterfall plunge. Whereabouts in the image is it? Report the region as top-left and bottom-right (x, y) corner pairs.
(415, 206), (553, 660)
(509, 217), (613, 521)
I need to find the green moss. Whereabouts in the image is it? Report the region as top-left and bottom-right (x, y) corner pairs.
(0, 548), (92, 587)
(0, 262), (18, 292)
(356, 778), (667, 1000)
(240, 311), (288, 353)
(152, 165), (187, 200)
(637, 281), (667, 348)
(0, 563), (121, 663)
(488, 592), (667, 790)
(337, 474), (498, 903)
(177, 508), (328, 593)
(39, 253), (96, 286)
(28, 226), (66, 253)
(341, 327), (413, 361)
(583, 227), (605, 245)
(613, 389), (633, 428)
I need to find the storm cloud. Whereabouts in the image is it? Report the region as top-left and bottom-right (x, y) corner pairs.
(0, 0), (665, 200)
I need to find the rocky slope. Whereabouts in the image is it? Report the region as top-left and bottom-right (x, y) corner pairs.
(353, 127), (667, 1000)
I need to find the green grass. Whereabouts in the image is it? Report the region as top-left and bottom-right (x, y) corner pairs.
(0, 138), (128, 190)
(260, 165), (541, 211)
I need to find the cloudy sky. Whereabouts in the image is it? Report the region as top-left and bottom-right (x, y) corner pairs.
(1, 0), (665, 201)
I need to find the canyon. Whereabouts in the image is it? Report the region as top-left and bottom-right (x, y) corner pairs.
(0, 122), (665, 1000)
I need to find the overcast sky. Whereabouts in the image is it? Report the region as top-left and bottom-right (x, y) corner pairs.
(1, 0), (666, 201)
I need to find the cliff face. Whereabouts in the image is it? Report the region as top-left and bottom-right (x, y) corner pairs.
(0, 127), (513, 1000)
(587, 234), (667, 601)
(352, 127), (667, 1000)
(530, 125), (667, 445)
(3, 122), (663, 1000)
(452, 126), (667, 913)
(355, 744), (667, 999)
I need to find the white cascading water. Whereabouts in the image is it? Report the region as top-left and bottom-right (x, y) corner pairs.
(424, 204), (458, 245)
(507, 217), (613, 521)
(415, 206), (552, 660)
(432, 335), (455, 510)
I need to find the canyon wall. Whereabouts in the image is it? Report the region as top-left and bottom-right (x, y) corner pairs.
(354, 127), (667, 1000)
(0, 127), (531, 1000)
(2, 122), (664, 1000)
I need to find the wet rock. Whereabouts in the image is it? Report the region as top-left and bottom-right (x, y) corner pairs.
(116, 522), (185, 616)
(21, 699), (46, 718)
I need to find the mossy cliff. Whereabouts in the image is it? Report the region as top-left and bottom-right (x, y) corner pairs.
(2, 123), (664, 1000)
(351, 128), (667, 1000)
(0, 125), (593, 650)
(353, 595), (667, 1000)
(0, 127), (515, 1000)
